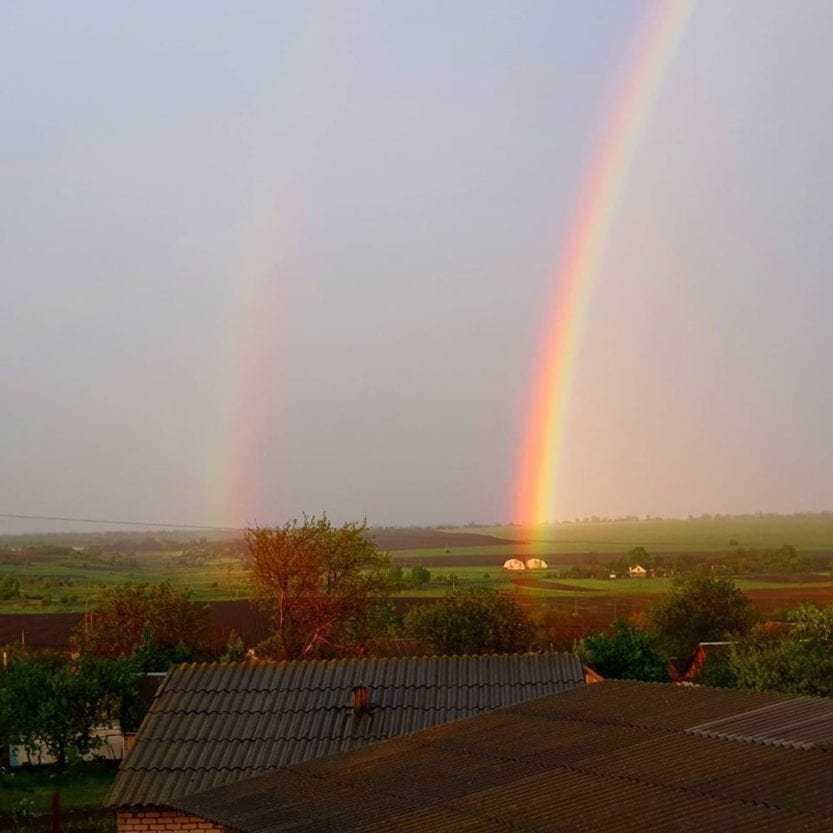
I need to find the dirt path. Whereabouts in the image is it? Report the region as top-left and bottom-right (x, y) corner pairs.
(511, 577), (598, 592)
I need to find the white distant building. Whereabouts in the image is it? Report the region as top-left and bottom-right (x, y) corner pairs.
(628, 564), (647, 578)
(503, 559), (526, 571)
(525, 558), (548, 570)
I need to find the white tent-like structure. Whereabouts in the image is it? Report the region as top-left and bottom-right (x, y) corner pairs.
(502, 559), (526, 571)
(525, 558), (548, 570)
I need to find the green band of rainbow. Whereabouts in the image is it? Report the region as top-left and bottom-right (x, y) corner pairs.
(514, 0), (694, 525)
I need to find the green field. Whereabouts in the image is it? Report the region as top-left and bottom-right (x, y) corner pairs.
(456, 515), (833, 552)
(0, 552), (252, 613)
(1, 515), (832, 613)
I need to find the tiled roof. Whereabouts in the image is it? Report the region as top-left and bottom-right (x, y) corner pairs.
(107, 652), (584, 808)
(687, 696), (833, 749)
(169, 681), (833, 833)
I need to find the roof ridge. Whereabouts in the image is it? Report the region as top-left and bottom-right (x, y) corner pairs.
(155, 678), (579, 696)
(168, 652), (574, 671)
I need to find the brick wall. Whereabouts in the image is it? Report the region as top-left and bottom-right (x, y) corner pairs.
(117, 809), (224, 833)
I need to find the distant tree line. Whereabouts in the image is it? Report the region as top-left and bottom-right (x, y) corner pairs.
(601, 544), (830, 578)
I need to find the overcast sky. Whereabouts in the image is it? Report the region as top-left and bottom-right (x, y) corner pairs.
(2, 1), (832, 531)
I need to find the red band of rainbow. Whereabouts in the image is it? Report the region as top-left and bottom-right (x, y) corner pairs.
(513, 0), (694, 525)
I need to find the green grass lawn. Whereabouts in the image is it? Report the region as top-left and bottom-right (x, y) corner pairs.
(455, 516), (833, 552)
(0, 761), (116, 815)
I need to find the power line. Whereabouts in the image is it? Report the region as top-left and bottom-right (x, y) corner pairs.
(0, 512), (247, 533)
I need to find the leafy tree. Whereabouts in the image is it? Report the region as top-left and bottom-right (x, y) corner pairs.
(70, 580), (208, 661)
(576, 621), (669, 682)
(730, 604), (833, 697)
(627, 546), (651, 568)
(386, 565), (405, 590)
(248, 516), (393, 659)
(650, 576), (757, 657)
(130, 624), (192, 672)
(408, 565), (431, 588)
(696, 650), (739, 689)
(0, 575), (20, 599)
(762, 544), (810, 573)
(220, 629), (247, 663)
(404, 588), (535, 656)
(0, 653), (136, 769)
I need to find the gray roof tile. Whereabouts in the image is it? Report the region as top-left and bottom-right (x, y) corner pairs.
(169, 681), (833, 833)
(687, 696), (833, 749)
(108, 652), (584, 808)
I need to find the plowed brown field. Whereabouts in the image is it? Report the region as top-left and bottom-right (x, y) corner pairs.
(3, 584), (832, 652)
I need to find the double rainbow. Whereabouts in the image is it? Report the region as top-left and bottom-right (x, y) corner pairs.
(514, 0), (694, 525)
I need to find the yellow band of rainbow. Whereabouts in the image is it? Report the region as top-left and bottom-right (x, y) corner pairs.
(514, 0), (694, 525)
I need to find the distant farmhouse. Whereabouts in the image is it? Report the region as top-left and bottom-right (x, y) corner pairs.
(157, 681), (833, 833)
(628, 563), (648, 577)
(107, 654), (586, 832)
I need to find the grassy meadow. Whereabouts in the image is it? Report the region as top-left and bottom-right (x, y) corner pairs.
(453, 514), (833, 552)
(1, 515), (832, 612)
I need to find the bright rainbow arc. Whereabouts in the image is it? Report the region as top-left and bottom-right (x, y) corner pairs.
(514, 0), (694, 525)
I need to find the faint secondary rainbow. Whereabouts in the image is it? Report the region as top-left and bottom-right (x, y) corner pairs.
(514, 0), (694, 525)
(208, 7), (330, 528)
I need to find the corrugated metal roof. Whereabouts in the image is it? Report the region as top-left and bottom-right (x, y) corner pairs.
(107, 652), (584, 808)
(168, 681), (833, 833)
(687, 696), (833, 749)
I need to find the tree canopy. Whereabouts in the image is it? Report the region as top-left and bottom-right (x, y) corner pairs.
(730, 603), (833, 697)
(576, 620), (669, 682)
(70, 580), (208, 663)
(0, 653), (136, 769)
(649, 576), (757, 657)
(247, 515), (393, 659)
(404, 588), (535, 656)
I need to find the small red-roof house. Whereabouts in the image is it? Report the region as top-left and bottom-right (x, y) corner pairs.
(667, 641), (733, 684)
